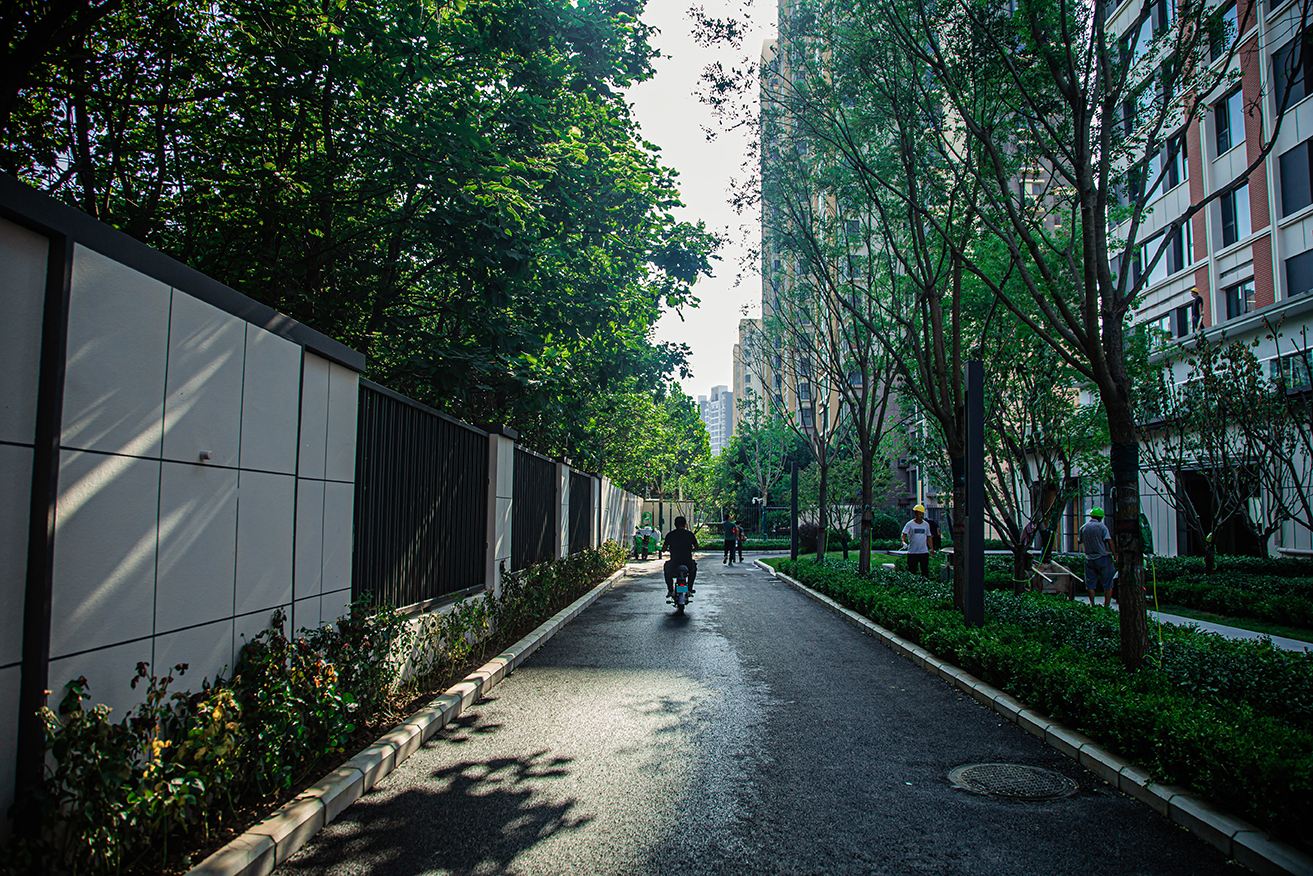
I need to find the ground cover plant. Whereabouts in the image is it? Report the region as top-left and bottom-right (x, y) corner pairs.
(1, 542), (629, 876)
(768, 557), (1313, 852)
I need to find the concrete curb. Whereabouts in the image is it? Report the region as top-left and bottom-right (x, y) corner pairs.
(755, 559), (1313, 876)
(187, 565), (631, 876)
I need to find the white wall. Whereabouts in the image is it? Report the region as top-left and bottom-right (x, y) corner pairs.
(599, 477), (642, 544)
(33, 243), (359, 724)
(0, 217), (47, 841)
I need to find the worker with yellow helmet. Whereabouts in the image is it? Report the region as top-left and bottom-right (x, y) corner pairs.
(901, 504), (933, 576)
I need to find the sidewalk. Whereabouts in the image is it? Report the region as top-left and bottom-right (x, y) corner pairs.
(1133, 605), (1313, 652)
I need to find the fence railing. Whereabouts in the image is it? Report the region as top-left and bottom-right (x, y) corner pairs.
(569, 471), (593, 554)
(512, 447), (557, 571)
(353, 380), (489, 609)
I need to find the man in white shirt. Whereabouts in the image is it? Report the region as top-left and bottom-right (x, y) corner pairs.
(901, 504), (933, 576)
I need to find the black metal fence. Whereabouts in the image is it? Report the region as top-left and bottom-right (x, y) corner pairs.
(569, 471), (593, 554)
(512, 448), (557, 571)
(353, 380), (489, 609)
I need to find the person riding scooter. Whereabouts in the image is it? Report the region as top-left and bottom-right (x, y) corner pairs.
(662, 516), (699, 601)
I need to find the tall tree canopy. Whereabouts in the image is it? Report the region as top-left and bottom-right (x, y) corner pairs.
(2, 0), (719, 467)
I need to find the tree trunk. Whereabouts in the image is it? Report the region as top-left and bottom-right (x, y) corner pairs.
(1109, 435), (1149, 668)
(815, 459), (829, 562)
(1012, 547), (1028, 596)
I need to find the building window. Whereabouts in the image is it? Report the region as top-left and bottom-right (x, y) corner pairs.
(744, 374), (752, 385)
(1280, 139), (1313, 216)
(1219, 182), (1251, 247)
(798, 382), (812, 401)
(1163, 132), (1188, 190)
(1211, 3), (1237, 61)
(1286, 248), (1313, 297)
(800, 407), (815, 429)
(1270, 352), (1312, 387)
(1153, 301), (1195, 339)
(1214, 87), (1244, 155)
(1273, 31), (1313, 108)
(1166, 221), (1192, 273)
(773, 373), (783, 391)
(1225, 279), (1255, 319)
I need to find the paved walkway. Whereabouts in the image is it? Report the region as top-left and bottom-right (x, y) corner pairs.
(276, 554), (1238, 876)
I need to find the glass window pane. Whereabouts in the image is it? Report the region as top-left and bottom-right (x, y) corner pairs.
(1281, 140), (1313, 216)
(1286, 248), (1313, 297)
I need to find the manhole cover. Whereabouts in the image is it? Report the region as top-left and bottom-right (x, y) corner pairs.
(948, 763), (1078, 800)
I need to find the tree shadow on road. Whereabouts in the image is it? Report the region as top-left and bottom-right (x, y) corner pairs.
(280, 746), (592, 876)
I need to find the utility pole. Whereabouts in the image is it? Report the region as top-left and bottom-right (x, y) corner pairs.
(966, 361), (984, 626)
(790, 460), (799, 561)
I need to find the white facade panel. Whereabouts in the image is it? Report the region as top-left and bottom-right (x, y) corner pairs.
(239, 325), (301, 475)
(298, 353), (330, 479)
(162, 290), (246, 467)
(235, 470), (295, 616)
(50, 450), (159, 658)
(0, 217), (48, 446)
(153, 617), (234, 685)
(155, 461), (239, 633)
(321, 480), (354, 596)
(292, 596), (321, 631)
(294, 479), (325, 602)
(234, 606), (283, 657)
(0, 445), (32, 667)
(325, 363), (359, 483)
(1280, 210), (1313, 257)
(46, 639), (151, 719)
(61, 246), (171, 457)
(321, 588), (352, 625)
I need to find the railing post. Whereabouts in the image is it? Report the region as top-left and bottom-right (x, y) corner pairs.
(486, 426), (517, 599)
(556, 460), (570, 559)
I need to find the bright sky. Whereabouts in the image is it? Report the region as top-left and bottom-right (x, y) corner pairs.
(626, 0), (775, 395)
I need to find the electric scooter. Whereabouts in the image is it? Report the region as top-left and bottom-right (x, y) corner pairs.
(671, 564), (692, 614)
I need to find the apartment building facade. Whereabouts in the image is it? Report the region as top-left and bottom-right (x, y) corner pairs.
(698, 385), (736, 455)
(1112, 0), (1313, 557)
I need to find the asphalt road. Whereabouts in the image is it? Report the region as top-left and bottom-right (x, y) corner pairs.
(278, 555), (1235, 876)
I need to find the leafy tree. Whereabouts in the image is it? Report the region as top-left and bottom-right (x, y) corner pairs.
(2, 0), (718, 458)
(869, 0), (1313, 665)
(1142, 329), (1312, 568)
(733, 394), (797, 528)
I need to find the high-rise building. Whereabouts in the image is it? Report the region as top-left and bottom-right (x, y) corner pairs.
(698, 385), (735, 455)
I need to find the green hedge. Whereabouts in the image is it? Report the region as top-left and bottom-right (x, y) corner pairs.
(771, 558), (1313, 851)
(3, 543), (629, 876)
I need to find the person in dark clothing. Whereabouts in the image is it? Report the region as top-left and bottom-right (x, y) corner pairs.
(664, 516), (700, 598)
(736, 523), (746, 562)
(723, 518), (737, 565)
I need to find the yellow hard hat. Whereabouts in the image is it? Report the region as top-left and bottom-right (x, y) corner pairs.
(913, 504), (926, 513)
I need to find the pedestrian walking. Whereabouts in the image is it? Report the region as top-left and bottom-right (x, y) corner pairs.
(901, 504), (933, 576)
(735, 522), (746, 562)
(723, 517), (737, 565)
(1080, 507), (1117, 607)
